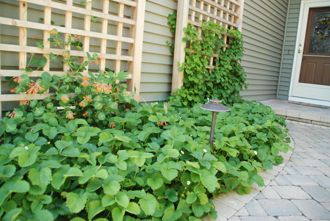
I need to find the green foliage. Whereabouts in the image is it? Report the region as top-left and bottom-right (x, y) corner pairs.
(169, 21), (246, 106)
(0, 96), (290, 220)
(0, 29), (289, 221)
(167, 12), (177, 54)
(25, 29), (93, 73)
(167, 13), (177, 36)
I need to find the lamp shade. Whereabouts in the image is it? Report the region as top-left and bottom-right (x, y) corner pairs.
(201, 100), (229, 113)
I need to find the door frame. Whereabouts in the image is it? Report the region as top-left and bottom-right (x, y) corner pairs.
(288, 0), (330, 106)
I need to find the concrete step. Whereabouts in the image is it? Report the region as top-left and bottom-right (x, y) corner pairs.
(261, 99), (330, 127)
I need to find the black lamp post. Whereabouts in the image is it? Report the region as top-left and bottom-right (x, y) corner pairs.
(201, 99), (229, 144)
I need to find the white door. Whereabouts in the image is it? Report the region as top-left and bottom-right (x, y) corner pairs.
(289, 0), (330, 106)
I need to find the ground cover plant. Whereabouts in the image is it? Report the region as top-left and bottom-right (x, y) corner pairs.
(0, 81), (290, 220)
(0, 30), (290, 221)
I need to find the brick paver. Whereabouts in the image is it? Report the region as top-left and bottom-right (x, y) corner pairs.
(223, 121), (330, 221)
(259, 199), (301, 216)
(245, 200), (267, 216)
(271, 186), (311, 199)
(302, 186), (330, 203)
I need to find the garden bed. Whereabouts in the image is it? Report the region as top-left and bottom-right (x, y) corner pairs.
(0, 71), (290, 221)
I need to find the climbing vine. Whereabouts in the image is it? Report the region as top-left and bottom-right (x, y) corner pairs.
(168, 15), (246, 107)
(166, 12), (177, 55)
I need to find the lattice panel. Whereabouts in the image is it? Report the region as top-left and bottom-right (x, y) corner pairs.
(171, 0), (244, 91)
(0, 0), (145, 117)
(189, 0), (241, 28)
(189, 0), (242, 71)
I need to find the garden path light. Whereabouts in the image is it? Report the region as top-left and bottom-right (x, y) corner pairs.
(201, 99), (229, 144)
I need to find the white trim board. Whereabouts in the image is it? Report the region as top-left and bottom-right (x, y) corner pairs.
(288, 0), (330, 107)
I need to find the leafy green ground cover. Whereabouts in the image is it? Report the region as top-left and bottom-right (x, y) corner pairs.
(0, 71), (290, 221)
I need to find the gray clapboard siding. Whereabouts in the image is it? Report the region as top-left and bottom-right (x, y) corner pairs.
(240, 0), (289, 101)
(140, 0), (176, 102)
(277, 0), (301, 99)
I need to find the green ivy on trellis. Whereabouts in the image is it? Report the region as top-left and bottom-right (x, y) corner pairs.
(168, 13), (246, 106)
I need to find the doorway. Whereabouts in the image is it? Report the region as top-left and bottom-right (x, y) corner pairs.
(289, 0), (330, 106)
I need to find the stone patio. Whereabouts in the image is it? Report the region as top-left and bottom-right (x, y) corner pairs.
(212, 121), (330, 221)
(261, 99), (330, 126)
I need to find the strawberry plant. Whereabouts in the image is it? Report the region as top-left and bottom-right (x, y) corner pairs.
(0, 30), (290, 221)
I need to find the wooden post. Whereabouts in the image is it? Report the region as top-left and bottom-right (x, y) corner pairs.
(64, 0), (72, 71)
(171, 0), (189, 92)
(219, 0), (224, 26)
(100, 0), (109, 72)
(83, 0), (92, 74)
(130, 0), (146, 99)
(43, 6), (51, 71)
(237, 0), (245, 30)
(199, 1), (204, 24)
(206, 3), (211, 22)
(115, 3), (124, 73)
(213, 0), (218, 23)
(190, 0), (196, 22)
(19, 0), (27, 70)
(225, 1), (230, 29)
(0, 36), (2, 118)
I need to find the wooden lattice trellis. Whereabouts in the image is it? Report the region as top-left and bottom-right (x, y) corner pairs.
(0, 0), (146, 117)
(171, 0), (244, 91)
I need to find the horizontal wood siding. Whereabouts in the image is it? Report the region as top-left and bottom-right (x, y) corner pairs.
(240, 0), (289, 101)
(277, 0), (301, 99)
(140, 0), (176, 101)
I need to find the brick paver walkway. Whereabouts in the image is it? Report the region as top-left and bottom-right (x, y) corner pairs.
(228, 121), (330, 221)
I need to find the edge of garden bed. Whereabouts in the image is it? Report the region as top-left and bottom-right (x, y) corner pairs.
(204, 130), (295, 221)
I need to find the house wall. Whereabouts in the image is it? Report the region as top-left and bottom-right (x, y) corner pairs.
(0, 0), (175, 108)
(140, 0), (176, 102)
(141, 0), (292, 102)
(0, 0), (292, 104)
(277, 0), (301, 99)
(240, 0), (289, 100)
